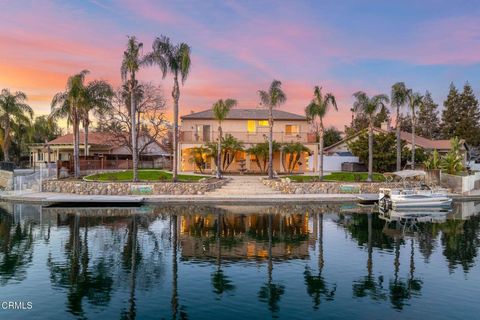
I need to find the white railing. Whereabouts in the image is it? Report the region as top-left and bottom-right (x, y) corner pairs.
(13, 163), (56, 195)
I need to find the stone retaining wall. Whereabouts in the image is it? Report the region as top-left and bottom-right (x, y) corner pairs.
(42, 178), (227, 195)
(263, 178), (411, 194)
(0, 170), (14, 191)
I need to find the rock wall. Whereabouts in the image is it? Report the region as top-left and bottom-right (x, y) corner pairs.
(42, 178), (227, 195)
(263, 178), (409, 194)
(0, 170), (14, 191)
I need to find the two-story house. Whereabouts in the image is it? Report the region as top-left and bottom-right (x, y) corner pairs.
(179, 108), (318, 173)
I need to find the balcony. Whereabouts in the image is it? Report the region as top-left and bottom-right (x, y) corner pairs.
(180, 131), (317, 144)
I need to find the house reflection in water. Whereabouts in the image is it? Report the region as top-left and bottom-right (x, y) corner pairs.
(179, 206), (314, 261)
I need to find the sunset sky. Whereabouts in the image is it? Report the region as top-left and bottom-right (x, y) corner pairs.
(1, 0), (480, 129)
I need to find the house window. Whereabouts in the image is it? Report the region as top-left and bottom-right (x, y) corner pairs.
(258, 120), (269, 127)
(285, 125), (299, 135)
(247, 120), (256, 133)
(37, 150), (44, 161)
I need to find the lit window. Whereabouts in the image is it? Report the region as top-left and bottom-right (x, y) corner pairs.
(247, 120), (256, 133)
(285, 125), (299, 135)
(258, 120), (269, 127)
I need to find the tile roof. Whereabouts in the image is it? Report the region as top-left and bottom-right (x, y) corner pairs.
(181, 108), (306, 120)
(325, 127), (461, 152)
(46, 132), (119, 147)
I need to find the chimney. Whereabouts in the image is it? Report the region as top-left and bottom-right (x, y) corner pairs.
(381, 121), (390, 132)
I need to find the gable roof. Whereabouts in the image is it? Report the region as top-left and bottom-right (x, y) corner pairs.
(181, 108), (306, 121)
(46, 132), (117, 147)
(324, 127), (462, 152)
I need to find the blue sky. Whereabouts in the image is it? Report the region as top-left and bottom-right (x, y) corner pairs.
(1, 0), (480, 127)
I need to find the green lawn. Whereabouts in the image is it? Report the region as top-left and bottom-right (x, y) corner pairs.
(286, 172), (385, 182)
(84, 170), (207, 182)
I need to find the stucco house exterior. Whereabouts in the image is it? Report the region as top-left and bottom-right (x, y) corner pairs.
(179, 108), (318, 173)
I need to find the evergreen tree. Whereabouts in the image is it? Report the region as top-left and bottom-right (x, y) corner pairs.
(416, 91), (440, 139)
(441, 82), (480, 146)
(373, 105), (391, 128)
(441, 83), (461, 140)
(344, 106), (391, 136)
(396, 113), (412, 133)
(458, 83), (480, 146)
(324, 127), (342, 147)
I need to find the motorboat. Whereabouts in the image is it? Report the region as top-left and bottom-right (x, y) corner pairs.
(378, 170), (452, 210)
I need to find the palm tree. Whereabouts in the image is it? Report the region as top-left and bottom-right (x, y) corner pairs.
(406, 92), (423, 169)
(0, 89), (33, 162)
(352, 92), (389, 181)
(79, 80), (113, 156)
(212, 99), (237, 178)
(390, 84), (423, 169)
(51, 70), (89, 178)
(145, 35), (191, 182)
(305, 86), (337, 180)
(258, 80), (287, 179)
(121, 36), (144, 182)
(391, 82), (408, 171)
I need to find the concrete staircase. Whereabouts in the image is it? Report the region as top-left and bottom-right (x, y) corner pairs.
(206, 176), (281, 196)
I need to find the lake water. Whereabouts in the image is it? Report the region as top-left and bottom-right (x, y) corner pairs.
(0, 201), (479, 319)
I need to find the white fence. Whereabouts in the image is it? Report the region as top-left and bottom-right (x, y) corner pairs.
(308, 155), (360, 172)
(13, 163), (56, 194)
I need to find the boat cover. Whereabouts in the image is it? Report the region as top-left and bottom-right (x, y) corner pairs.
(392, 170), (426, 179)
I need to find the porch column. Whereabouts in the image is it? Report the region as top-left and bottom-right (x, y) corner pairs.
(56, 148), (60, 161)
(246, 152), (251, 171)
(177, 147), (182, 172)
(279, 149), (284, 173)
(313, 145), (319, 172)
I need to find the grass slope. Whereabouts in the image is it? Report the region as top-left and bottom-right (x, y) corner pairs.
(84, 170), (206, 182)
(286, 172), (385, 182)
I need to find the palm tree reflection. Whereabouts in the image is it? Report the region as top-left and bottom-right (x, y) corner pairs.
(120, 215), (139, 320)
(211, 210), (235, 297)
(258, 214), (285, 316)
(352, 213), (386, 301)
(48, 214), (113, 317)
(0, 210), (35, 285)
(304, 213), (336, 309)
(388, 237), (422, 310)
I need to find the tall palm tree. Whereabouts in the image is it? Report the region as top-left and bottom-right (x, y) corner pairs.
(390, 84), (423, 169)
(121, 36), (144, 182)
(0, 89), (33, 162)
(79, 80), (113, 156)
(258, 80), (287, 179)
(305, 86), (337, 180)
(145, 35), (191, 182)
(352, 92), (389, 181)
(51, 70), (89, 178)
(406, 92), (423, 169)
(212, 99), (237, 178)
(391, 82), (408, 171)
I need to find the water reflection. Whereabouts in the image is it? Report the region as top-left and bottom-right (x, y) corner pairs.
(0, 202), (478, 319)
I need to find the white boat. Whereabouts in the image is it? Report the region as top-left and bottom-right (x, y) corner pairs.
(379, 170), (452, 210)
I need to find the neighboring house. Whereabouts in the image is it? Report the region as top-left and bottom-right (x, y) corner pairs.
(29, 132), (172, 169)
(324, 122), (468, 161)
(179, 108), (318, 173)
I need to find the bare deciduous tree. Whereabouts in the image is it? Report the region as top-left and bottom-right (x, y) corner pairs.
(98, 82), (168, 160)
